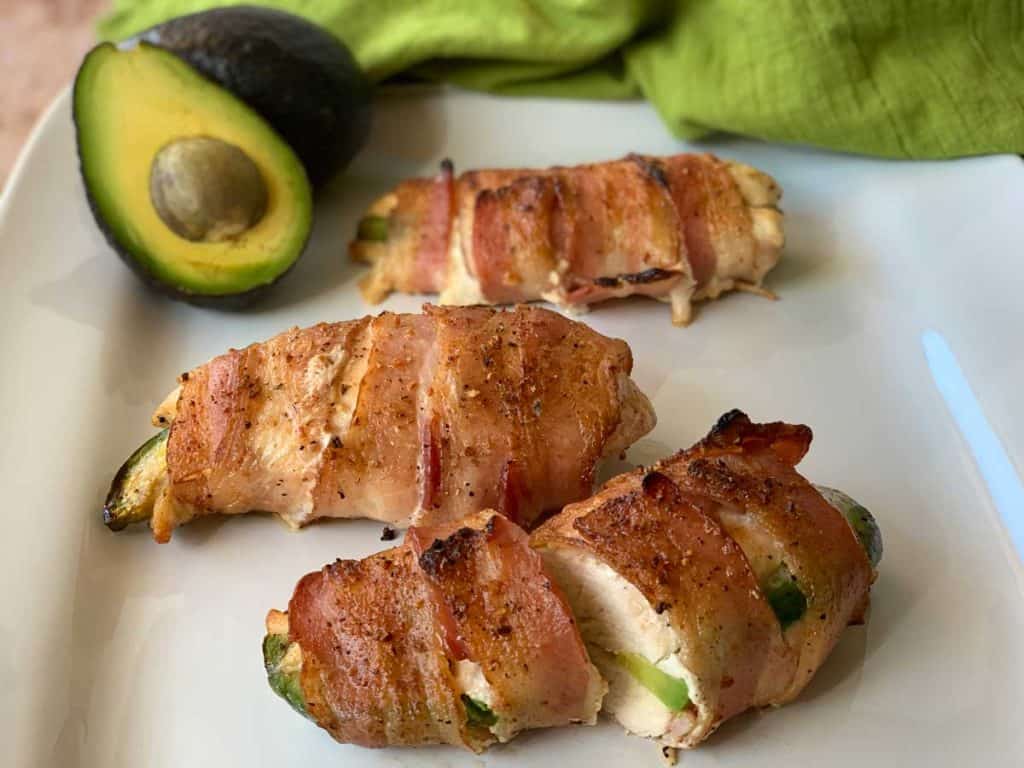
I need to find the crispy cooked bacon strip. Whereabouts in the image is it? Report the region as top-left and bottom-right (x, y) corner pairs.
(351, 153), (784, 325)
(358, 162), (454, 297)
(145, 305), (654, 541)
(532, 411), (876, 748)
(277, 511), (604, 751)
(287, 546), (474, 748)
(407, 512), (605, 741)
(671, 411), (875, 699)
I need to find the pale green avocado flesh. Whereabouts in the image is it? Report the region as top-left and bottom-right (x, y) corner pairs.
(817, 485), (884, 568)
(762, 563), (807, 628)
(103, 429), (168, 531)
(263, 633), (308, 718)
(615, 652), (690, 712)
(461, 694), (498, 728)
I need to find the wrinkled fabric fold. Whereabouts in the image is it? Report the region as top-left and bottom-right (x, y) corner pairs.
(99, 0), (1024, 159)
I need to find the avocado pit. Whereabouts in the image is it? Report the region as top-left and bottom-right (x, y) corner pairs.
(150, 136), (268, 243)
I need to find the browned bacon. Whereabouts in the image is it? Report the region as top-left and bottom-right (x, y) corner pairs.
(352, 153), (784, 325)
(280, 511), (604, 750)
(532, 411), (876, 747)
(146, 305), (654, 542)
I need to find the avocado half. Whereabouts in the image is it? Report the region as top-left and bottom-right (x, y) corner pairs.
(138, 5), (373, 188)
(74, 42), (313, 303)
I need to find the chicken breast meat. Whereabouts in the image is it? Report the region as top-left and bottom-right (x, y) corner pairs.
(103, 305), (655, 542)
(260, 411), (881, 754)
(264, 510), (605, 751)
(532, 410), (880, 749)
(351, 153), (784, 325)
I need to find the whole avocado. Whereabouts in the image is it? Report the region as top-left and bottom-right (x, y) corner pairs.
(139, 5), (373, 188)
(74, 42), (314, 306)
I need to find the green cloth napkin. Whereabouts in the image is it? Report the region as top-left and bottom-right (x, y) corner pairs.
(98, 0), (1024, 159)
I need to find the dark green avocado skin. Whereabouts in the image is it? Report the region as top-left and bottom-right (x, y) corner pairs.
(139, 5), (373, 188)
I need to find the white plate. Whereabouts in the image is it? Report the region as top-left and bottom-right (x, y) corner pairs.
(2, 86), (1023, 768)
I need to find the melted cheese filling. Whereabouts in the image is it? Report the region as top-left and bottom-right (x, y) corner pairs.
(455, 659), (495, 709)
(454, 658), (507, 739)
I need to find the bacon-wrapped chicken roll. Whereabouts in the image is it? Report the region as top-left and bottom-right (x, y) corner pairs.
(263, 511), (605, 750)
(532, 410), (880, 749)
(351, 153), (784, 325)
(103, 305), (654, 542)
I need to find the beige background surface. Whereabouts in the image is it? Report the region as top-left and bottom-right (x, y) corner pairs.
(0, 0), (106, 188)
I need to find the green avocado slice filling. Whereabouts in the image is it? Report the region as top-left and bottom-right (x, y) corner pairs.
(615, 652), (690, 712)
(762, 563), (807, 628)
(461, 694), (498, 728)
(758, 487), (882, 630)
(103, 428), (169, 531)
(356, 215), (389, 242)
(815, 485), (884, 568)
(263, 633), (309, 718)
